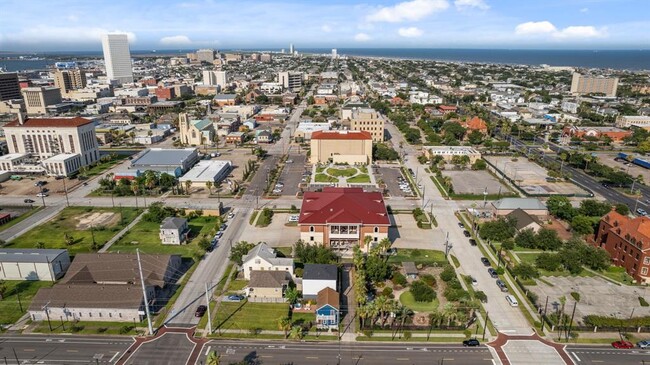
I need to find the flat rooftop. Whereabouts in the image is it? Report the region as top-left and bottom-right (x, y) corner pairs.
(179, 160), (232, 182)
(132, 148), (197, 167)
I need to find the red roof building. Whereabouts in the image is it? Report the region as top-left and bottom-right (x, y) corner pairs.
(4, 116), (93, 128)
(299, 187), (390, 252)
(592, 210), (650, 284)
(438, 105), (457, 114)
(461, 116), (488, 135)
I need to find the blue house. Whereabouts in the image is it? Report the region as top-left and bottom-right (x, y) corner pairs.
(316, 287), (340, 330)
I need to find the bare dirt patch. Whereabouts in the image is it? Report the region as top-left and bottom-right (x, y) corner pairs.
(75, 212), (119, 230)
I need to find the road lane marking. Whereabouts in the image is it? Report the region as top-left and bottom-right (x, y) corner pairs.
(24, 349), (35, 352)
(591, 361), (604, 363)
(571, 352), (581, 362)
(109, 352), (120, 363)
(305, 356), (319, 359)
(261, 355), (273, 358)
(396, 358), (410, 361)
(66, 349), (79, 353)
(205, 346), (212, 356)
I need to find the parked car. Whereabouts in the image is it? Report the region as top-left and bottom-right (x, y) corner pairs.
(227, 212), (235, 219)
(457, 222), (464, 228)
(462, 339), (480, 347)
(636, 208), (648, 216)
(505, 295), (519, 307)
(463, 230), (471, 237)
(612, 340), (634, 349)
(194, 305), (207, 317)
(637, 340), (650, 349)
(481, 257), (490, 266)
(24, 199), (35, 204)
(288, 215), (299, 222)
(227, 295), (244, 301)
(496, 279), (508, 292)
(488, 268), (498, 278)
(286, 159), (293, 163)
(470, 276), (478, 286)
(36, 192), (48, 198)
(469, 239), (477, 246)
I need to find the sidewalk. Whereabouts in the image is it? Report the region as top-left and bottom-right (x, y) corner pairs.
(99, 210), (147, 252)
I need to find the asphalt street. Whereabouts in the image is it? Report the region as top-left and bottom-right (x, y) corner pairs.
(0, 334), (133, 364)
(202, 340), (494, 365)
(565, 345), (650, 365)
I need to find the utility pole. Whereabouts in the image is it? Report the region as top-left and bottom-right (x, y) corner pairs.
(444, 232), (451, 258)
(61, 177), (69, 207)
(42, 302), (52, 331)
(541, 296), (549, 332)
(482, 311), (489, 341)
(205, 283), (213, 334)
(567, 301), (577, 342)
(136, 249), (154, 335)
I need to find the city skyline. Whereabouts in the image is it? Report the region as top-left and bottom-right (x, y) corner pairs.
(0, 0), (648, 51)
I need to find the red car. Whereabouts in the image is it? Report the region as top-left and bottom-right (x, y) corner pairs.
(611, 340), (634, 349)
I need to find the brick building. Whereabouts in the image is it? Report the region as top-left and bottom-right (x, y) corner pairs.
(592, 210), (650, 284)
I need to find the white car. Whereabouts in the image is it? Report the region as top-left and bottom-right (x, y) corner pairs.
(36, 192), (48, 197)
(227, 212), (235, 219)
(288, 215), (299, 222)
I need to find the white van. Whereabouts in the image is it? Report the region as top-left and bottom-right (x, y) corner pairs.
(506, 295), (519, 307)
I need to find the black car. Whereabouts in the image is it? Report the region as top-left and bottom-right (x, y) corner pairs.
(488, 268), (498, 278)
(469, 239), (477, 246)
(480, 257), (490, 266)
(457, 222), (464, 228)
(23, 199), (35, 204)
(194, 305), (207, 317)
(496, 279), (508, 292)
(463, 230), (471, 237)
(463, 339), (480, 347)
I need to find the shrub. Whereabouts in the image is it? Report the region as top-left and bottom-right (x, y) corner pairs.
(96, 327), (108, 333)
(392, 272), (408, 287)
(495, 267), (505, 275)
(381, 287), (394, 298)
(421, 274), (437, 287)
(410, 281), (436, 302)
(402, 331), (412, 340)
(294, 267), (304, 277)
(119, 325), (134, 334)
(463, 329), (472, 338)
(71, 325), (85, 333)
(640, 297), (649, 307)
(474, 291), (487, 303)
(440, 265), (456, 282)
(363, 330), (374, 338)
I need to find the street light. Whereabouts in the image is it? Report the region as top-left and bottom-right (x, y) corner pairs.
(60, 176), (69, 207)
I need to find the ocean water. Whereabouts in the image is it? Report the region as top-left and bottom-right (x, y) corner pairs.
(2, 48), (648, 71)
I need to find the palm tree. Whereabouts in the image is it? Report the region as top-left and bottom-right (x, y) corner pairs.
(278, 316), (291, 339)
(289, 325), (303, 340)
(184, 180), (193, 195)
(214, 181), (223, 203)
(206, 350), (220, 365)
(378, 238), (391, 255)
(128, 131), (136, 144)
(363, 235), (373, 252)
(373, 296), (388, 327)
(205, 181), (213, 194)
(357, 303), (371, 329)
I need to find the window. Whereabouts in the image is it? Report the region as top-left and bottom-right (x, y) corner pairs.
(642, 268), (648, 275)
(310, 226), (315, 232)
(255, 259), (261, 264)
(374, 226), (379, 233)
(644, 257), (650, 265)
(89, 313), (92, 317)
(310, 236), (314, 241)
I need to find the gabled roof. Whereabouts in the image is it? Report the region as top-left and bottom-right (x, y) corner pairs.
(603, 211), (650, 249)
(317, 287), (339, 310)
(60, 253), (179, 287)
(303, 264), (337, 281)
(191, 119), (213, 131)
(493, 198), (547, 211)
(403, 261), (418, 276)
(311, 130), (372, 140)
(299, 187), (390, 225)
(30, 284), (144, 310)
(5, 116), (93, 128)
(507, 209), (541, 230)
(248, 270), (290, 288)
(242, 243), (293, 267)
(464, 116), (488, 131)
(160, 217), (187, 230)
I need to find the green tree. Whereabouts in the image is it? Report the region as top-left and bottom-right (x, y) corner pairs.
(467, 130), (484, 145)
(284, 287), (300, 305)
(615, 204), (630, 216)
(479, 217), (517, 241)
(289, 325), (304, 340)
(512, 263), (540, 280)
(536, 228), (562, 251)
(229, 241), (255, 265)
(578, 200), (612, 218)
(471, 159), (487, 170)
(535, 252), (562, 272)
(278, 316), (291, 339)
(571, 215), (596, 235)
(546, 196), (576, 221)
(366, 255), (392, 283)
(206, 351), (220, 365)
(514, 229), (537, 249)
(410, 281), (436, 302)
(205, 181), (213, 194)
(293, 240), (337, 264)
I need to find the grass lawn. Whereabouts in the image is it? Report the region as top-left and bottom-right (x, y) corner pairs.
(214, 301), (290, 331)
(291, 312), (314, 327)
(347, 174), (370, 183)
(327, 167), (358, 177)
(84, 155), (130, 177)
(6, 207), (141, 255)
(0, 281), (54, 325)
(228, 280), (248, 292)
(358, 165), (368, 174)
(249, 210), (259, 225)
(387, 249), (446, 266)
(0, 207), (42, 233)
(315, 173), (337, 183)
(275, 247), (293, 257)
(109, 216), (217, 258)
(34, 319), (144, 335)
(516, 252), (594, 278)
(600, 266), (635, 285)
(399, 291), (439, 312)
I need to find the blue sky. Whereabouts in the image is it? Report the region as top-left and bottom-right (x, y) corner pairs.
(0, 0), (648, 51)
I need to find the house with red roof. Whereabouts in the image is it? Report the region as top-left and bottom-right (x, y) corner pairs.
(298, 187), (390, 253)
(310, 130), (372, 164)
(592, 210), (650, 284)
(438, 105), (457, 114)
(460, 116), (488, 135)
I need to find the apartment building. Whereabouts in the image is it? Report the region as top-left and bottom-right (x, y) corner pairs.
(203, 70), (227, 89)
(21, 87), (62, 114)
(3, 114), (99, 176)
(196, 49), (215, 63)
(0, 72), (22, 101)
(53, 69), (87, 95)
(570, 73), (618, 97)
(101, 34), (133, 84)
(278, 71), (303, 90)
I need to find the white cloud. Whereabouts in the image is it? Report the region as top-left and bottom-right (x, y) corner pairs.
(580, 7), (589, 13)
(66, 14), (79, 22)
(321, 25), (332, 33)
(515, 21), (557, 35)
(454, 0), (489, 10)
(0, 26), (136, 45)
(160, 35), (192, 45)
(515, 21), (604, 39)
(398, 27), (423, 37)
(354, 32), (372, 42)
(367, 0), (449, 23)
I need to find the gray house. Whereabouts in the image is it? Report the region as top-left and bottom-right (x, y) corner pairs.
(0, 249), (70, 281)
(159, 217), (189, 245)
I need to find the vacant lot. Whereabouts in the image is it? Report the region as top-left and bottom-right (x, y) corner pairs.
(0, 280), (54, 325)
(214, 301), (290, 331)
(109, 216), (217, 258)
(443, 170), (509, 195)
(6, 207), (141, 255)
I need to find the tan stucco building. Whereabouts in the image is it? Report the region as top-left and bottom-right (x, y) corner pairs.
(21, 87), (62, 114)
(348, 108), (385, 142)
(310, 130), (372, 165)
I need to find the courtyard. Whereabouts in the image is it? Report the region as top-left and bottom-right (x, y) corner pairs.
(312, 164), (376, 187)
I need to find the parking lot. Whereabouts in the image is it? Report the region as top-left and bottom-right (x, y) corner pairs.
(594, 152), (650, 187)
(486, 156), (588, 196)
(216, 147), (255, 183)
(377, 166), (412, 197)
(443, 170), (510, 195)
(239, 212), (300, 247)
(530, 276), (650, 323)
(277, 153), (307, 196)
(0, 175), (85, 198)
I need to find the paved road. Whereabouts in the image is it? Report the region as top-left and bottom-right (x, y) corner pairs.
(565, 345), (650, 365)
(0, 334), (133, 364)
(201, 340), (494, 365)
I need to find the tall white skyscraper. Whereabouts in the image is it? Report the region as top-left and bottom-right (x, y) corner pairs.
(203, 70), (227, 89)
(332, 49), (337, 59)
(289, 43), (294, 54)
(101, 34), (133, 85)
